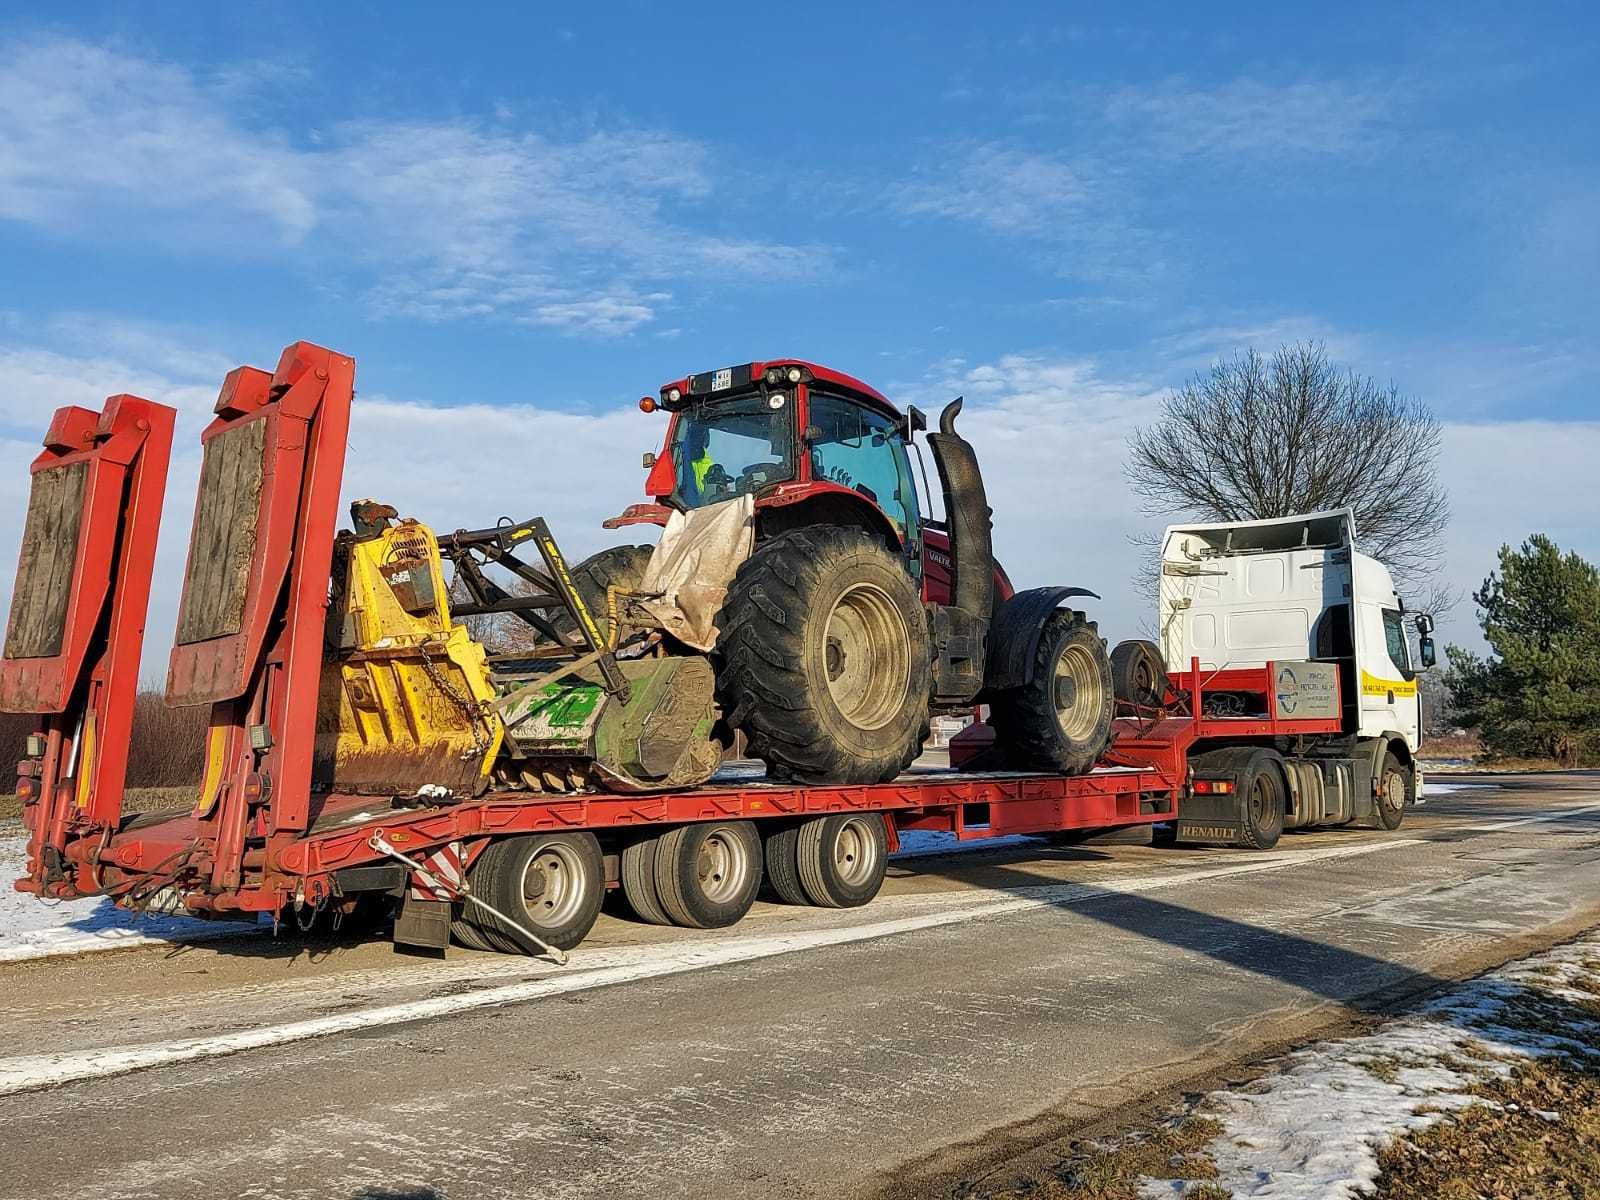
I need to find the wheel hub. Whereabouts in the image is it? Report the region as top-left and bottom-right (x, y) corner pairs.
(1052, 643), (1102, 741)
(822, 582), (911, 731)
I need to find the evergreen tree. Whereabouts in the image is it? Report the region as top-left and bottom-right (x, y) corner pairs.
(1445, 536), (1600, 765)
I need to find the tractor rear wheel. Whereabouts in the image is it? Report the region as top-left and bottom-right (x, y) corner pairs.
(715, 528), (931, 785)
(550, 544), (654, 646)
(989, 610), (1114, 775)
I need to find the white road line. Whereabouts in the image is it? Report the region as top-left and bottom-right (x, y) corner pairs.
(1454, 802), (1600, 833)
(0, 837), (1419, 1096)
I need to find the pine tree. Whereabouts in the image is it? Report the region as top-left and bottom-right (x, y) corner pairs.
(1445, 536), (1600, 765)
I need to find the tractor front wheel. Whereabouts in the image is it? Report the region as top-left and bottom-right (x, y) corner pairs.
(716, 528), (931, 785)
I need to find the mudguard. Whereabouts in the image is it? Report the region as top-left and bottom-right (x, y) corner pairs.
(983, 585), (1101, 691)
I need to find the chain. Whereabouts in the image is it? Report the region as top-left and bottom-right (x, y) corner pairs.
(418, 640), (496, 762)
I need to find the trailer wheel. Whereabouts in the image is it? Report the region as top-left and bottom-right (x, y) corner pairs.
(451, 909), (499, 952)
(797, 813), (889, 908)
(1376, 751), (1410, 831)
(762, 822), (809, 906)
(715, 528), (932, 785)
(469, 831), (605, 953)
(989, 611), (1114, 775)
(620, 834), (673, 926)
(653, 820), (763, 929)
(1238, 752), (1287, 851)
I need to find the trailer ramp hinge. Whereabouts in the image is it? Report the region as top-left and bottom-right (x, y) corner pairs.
(367, 833), (569, 966)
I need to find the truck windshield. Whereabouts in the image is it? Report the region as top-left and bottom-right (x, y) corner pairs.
(670, 394), (795, 509)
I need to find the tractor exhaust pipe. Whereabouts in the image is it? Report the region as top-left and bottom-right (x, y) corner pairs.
(925, 397), (994, 702)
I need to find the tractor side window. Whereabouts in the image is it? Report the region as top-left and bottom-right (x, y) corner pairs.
(807, 392), (916, 541)
(1382, 608), (1414, 678)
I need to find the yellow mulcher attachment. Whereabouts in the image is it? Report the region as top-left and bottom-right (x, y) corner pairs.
(313, 501), (723, 799)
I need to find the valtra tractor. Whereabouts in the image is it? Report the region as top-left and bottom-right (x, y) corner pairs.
(573, 358), (1117, 785)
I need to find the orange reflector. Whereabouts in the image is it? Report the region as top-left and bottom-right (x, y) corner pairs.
(1194, 779), (1236, 794)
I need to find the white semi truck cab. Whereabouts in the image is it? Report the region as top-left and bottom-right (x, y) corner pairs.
(1155, 508), (1437, 841)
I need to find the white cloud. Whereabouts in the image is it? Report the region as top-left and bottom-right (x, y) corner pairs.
(0, 37), (828, 336)
(892, 143), (1168, 286)
(1102, 75), (1397, 160)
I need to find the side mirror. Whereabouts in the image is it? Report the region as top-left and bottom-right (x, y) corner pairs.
(1419, 636), (1437, 669)
(904, 405), (927, 438)
(642, 451), (656, 469)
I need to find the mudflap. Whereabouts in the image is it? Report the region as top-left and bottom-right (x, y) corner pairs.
(393, 894), (451, 951)
(1171, 793), (1243, 846)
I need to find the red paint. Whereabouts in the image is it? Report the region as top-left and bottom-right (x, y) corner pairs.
(1, 395), (174, 897)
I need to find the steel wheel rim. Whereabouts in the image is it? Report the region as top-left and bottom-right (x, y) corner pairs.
(519, 842), (586, 929)
(1249, 776), (1273, 824)
(832, 818), (879, 887)
(1054, 643), (1102, 741)
(695, 828), (750, 904)
(823, 582), (910, 731)
(1382, 771), (1407, 812)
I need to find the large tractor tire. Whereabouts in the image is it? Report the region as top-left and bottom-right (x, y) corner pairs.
(715, 527), (931, 785)
(989, 610), (1114, 775)
(550, 544), (654, 645)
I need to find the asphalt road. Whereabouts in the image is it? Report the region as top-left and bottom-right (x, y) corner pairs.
(2, 773), (1598, 1200)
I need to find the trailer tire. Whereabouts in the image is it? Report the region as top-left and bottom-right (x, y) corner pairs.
(762, 822), (809, 906)
(1110, 639), (1168, 711)
(1376, 750), (1411, 831)
(989, 611), (1114, 775)
(653, 820), (763, 929)
(715, 528), (931, 786)
(621, 835), (673, 926)
(450, 910), (499, 952)
(797, 813), (889, 908)
(1237, 752), (1287, 851)
(549, 544), (654, 645)
(469, 831), (605, 953)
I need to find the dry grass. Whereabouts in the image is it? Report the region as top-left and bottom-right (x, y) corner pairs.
(1373, 1056), (1600, 1199)
(992, 1118), (1229, 1199)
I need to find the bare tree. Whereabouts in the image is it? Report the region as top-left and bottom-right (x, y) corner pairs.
(1127, 342), (1449, 591)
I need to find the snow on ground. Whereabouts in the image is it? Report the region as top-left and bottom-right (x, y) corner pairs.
(1424, 781), (1497, 796)
(1140, 931), (1600, 1199)
(0, 834), (260, 963)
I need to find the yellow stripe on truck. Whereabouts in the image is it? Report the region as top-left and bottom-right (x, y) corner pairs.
(1361, 670), (1418, 698)
(194, 722), (228, 816)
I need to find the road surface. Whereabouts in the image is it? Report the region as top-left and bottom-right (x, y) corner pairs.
(2, 773), (1598, 1200)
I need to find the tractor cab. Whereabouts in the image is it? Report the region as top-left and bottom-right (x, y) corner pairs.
(630, 360), (922, 556)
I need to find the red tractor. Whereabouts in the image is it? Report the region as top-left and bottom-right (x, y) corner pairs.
(575, 359), (1115, 786)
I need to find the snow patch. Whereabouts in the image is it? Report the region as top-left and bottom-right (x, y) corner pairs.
(0, 835), (261, 962)
(1423, 782), (1498, 796)
(1141, 932), (1600, 1199)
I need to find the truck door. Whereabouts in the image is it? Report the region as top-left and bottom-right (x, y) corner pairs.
(1355, 602), (1419, 743)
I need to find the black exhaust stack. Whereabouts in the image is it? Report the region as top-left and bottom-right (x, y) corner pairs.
(925, 397), (994, 703)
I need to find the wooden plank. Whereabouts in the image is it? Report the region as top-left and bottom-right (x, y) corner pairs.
(3, 461), (87, 659)
(175, 417), (266, 645)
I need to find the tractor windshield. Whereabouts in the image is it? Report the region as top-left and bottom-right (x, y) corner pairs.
(670, 393), (795, 509)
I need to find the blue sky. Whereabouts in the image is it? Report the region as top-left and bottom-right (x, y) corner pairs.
(1, 2), (1596, 657)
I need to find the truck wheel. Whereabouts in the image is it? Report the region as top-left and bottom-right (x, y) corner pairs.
(451, 910), (499, 952)
(549, 544), (654, 646)
(1376, 751), (1411, 831)
(797, 813), (889, 908)
(989, 611), (1114, 774)
(716, 528), (931, 785)
(653, 820), (763, 928)
(762, 822), (809, 906)
(468, 831), (605, 953)
(1110, 639), (1168, 710)
(620, 834), (673, 926)
(1237, 752), (1287, 851)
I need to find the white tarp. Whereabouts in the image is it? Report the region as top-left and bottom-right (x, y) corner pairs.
(637, 495), (755, 651)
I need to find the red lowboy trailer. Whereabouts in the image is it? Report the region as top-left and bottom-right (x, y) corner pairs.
(3, 343), (1409, 959)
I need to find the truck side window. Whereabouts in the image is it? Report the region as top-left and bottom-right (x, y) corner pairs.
(1382, 608), (1413, 678)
